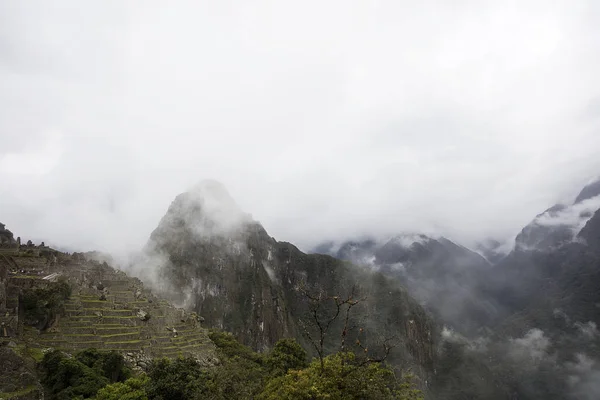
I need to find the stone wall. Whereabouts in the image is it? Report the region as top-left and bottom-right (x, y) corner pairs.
(0, 259), (7, 311)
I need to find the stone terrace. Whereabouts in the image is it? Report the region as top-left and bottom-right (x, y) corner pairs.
(16, 257), (217, 366)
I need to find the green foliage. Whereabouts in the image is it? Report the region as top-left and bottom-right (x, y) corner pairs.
(208, 329), (264, 363)
(40, 349), (130, 400)
(265, 338), (308, 376)
(259, 352), (423, 400)
(36, 333), (420, 400)
(143, 337), (307, 400)
(146, 357), (210, 400)
(76, 349), (131, 383)
(94, 376), (149, 400)
(21, 279), (71, 330)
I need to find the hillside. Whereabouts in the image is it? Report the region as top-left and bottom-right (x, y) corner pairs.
(0, 231), (217, 399)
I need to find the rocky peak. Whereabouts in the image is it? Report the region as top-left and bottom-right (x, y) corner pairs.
(574, 177), (600, 204)
(577, 208), (600, 249)
(515, 178), (600, 251)
(149, 180), (254, 246)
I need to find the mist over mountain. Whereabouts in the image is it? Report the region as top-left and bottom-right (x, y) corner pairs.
(124, 176), (600, 399)
(313, 177), (600, 399)
(133, 180), (439, 387)
(314, 234), (494, 334)
(3, 2), (600, 398)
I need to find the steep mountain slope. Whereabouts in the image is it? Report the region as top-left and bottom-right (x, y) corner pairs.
(315, 234), (493, 334)
(141, 181), (438, 383)
(514, 178), (600, 252)
(484, 179), (600, 331)
(310, 178), (600, 399)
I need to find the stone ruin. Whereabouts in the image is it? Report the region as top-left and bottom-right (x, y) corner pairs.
(0, 224), (217, 370)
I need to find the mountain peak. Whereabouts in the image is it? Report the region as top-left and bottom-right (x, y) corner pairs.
(150, 180), (252, 243)
(574, 177), (600, 204)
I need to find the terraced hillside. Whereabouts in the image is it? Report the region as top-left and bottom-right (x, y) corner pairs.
(18, 263), (217, 368)
(1, 240), (218, 398)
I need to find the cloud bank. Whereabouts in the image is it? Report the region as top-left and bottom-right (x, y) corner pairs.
(2, 1), (600, 255)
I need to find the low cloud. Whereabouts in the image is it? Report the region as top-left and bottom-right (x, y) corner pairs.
(2, 1), (600, 254)
(535, 196), (600, 235)
(508, 328), (552, 363)
(567, 354), (600, 400)
(575, 321), (599, 340)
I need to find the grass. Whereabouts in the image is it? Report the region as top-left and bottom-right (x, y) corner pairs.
(81, 300), (113, 303)
(0, 385), (38, 399)
(14, 344), (45, 363)
(105, 340), (143, 344)
(99, 333), (141, 339)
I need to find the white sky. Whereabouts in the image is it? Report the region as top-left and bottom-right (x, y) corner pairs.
(1, 0), (600, 254)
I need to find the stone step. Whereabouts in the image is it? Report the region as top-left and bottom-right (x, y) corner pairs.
(113, 296), (136, 303)
(64, 315), (100, 322)
(55, 326), (95, 334)
(81, 300), (113, 308)
(65, 315), (141, 324)
(95, 326), (142, 335)
(98, 332), (142, 341)
(103, 340), (145, 350)
(150, 336), (174, 345)
(66, 309), (137, 317)
(39, 333), (101, 341)
(39, 340), (104, 349)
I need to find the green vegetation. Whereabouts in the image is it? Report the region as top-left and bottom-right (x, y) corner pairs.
(21, 279), (71, 330)
(40, 349), (131, 400)
(95, 376), (149, 400)
(0, 385), (38, 400)
(33, 331), (421, 400)
(260, 352), (423, 400)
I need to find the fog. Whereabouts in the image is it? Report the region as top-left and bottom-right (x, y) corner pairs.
(2, 1), (600, 256)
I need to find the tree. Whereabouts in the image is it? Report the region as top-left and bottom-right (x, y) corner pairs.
(41, 349), (130, 400)
(94, 376), (149, 400)
(41, 350), (109, 400)
(206, 329), (267, 399)
(266, 338), (308, 376)
(259, 352), (423, 400)
(146, 357), (210, 400)
(21, 279), (71, 330)
(299, 284), (394, 373)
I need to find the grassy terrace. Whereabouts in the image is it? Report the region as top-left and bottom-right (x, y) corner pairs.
(0, 385), (39, 400)
(32, 291), (214, 360)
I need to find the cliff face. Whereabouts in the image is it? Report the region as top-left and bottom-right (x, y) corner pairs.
(144, 181), (438, 381)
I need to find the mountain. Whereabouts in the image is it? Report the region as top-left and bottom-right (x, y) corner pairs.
(486, 179), (600, 327)
(141, 181), (439, 384)
(309, 177), (600, 399)
(514, 178), (600, 252)
(314, 234), (494, 334)
(448, 180), (600, 399)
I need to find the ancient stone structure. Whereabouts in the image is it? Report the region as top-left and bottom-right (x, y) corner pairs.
(0, 228), (217, 372)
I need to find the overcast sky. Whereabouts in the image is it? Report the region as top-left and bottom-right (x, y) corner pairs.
(1, 0), (600, 255)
